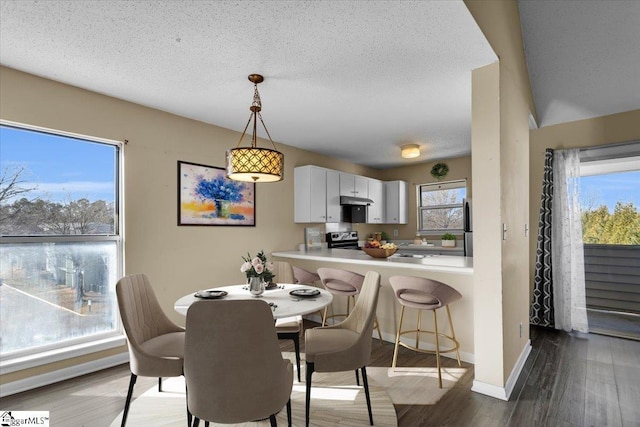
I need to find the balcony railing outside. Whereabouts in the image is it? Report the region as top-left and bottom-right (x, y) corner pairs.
(584, 244), (640, 315)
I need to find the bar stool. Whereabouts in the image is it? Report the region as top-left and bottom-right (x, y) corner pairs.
(317, 267), (383, 342)
(389, 275), (462, 388)
(292, 265), (321, 287)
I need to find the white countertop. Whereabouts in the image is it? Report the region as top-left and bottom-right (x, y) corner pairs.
(272, 248), (473, 275)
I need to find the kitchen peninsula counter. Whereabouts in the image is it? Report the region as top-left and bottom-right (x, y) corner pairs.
(271, 248), (473, 274)
(272, 248), (475, 362)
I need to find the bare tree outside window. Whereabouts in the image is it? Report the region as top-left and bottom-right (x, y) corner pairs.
(0, 124), (121, 358)
(418, 181), (466, 233)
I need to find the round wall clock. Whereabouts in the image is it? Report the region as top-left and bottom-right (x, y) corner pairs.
(430, 162), (449, 180)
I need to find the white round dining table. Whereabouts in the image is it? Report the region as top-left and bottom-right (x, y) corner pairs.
(174, 283), (333, 319)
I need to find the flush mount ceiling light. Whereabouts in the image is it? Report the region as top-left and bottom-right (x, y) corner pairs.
(226, 74), (284, 182)
(401, 144), (420, 159)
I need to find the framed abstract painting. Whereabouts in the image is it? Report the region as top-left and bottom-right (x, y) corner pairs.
(178, 161), (256, 226)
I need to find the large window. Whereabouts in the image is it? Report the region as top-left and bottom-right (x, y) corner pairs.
(0, 122), (122, 363)
(417, 179), (466, 234)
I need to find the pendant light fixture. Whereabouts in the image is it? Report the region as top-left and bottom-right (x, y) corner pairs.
(226, 74), (284, 182)
(401, 143), (420, 159)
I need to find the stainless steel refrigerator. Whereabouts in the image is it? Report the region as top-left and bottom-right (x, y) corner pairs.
(463, 198), (473, 257)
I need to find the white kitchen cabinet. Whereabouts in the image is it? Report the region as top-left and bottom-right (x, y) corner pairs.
(385, 180), (408, 224)
(339, 172), (368, 198)
(366, 178), (384, 223)
(325, 169), (341, 222)
(294, 166), (342, 223)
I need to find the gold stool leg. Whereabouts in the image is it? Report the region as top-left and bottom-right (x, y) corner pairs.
(416, 309), (422, 349)
(446, 305), (462, 367)
(433, 309), (442, 388)
(392, 305), (405, 368)
(322, 306), (328, 326)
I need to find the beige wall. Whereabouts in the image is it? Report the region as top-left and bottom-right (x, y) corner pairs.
(0, 65), (378, 384)
(471, 62), (505, 387)
(466, 0), (532, 391)
(377, 156), (472, 241)
(528, 109), (640, 288)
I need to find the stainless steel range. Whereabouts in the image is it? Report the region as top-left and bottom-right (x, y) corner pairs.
(326, 231), (360, 250)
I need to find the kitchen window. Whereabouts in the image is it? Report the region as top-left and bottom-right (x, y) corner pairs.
(417, 179), (466, 234)
(0, 122), (124, 371)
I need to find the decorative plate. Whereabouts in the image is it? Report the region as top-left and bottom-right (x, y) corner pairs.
(194, 290), (228, 299)
(430, 162), (449, 180)
(289, 288), (321, 298)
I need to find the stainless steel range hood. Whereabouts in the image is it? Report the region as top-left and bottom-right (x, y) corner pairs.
(340, 195), (373, 205)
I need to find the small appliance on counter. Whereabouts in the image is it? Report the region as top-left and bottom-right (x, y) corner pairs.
(326, 231), (360, 250)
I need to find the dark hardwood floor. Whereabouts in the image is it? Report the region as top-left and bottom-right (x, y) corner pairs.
(1, 324), (638, 426)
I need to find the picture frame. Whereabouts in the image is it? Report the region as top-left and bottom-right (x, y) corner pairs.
(178, 161), (256, 226)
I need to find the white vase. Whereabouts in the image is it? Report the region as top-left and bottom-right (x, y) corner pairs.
(249, 276), (265, 297)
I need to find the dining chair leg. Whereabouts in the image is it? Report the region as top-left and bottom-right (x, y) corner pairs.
(392, 305), (405, 368)
(204, 422), (209, 427)
(355, 369), (360, 386)
(278, 331), (301, 382)
(305, 362), (315, 427)
(374, 315), (384, 343)
(286, 398), (292, 427)
(433, 309), (442, 388)
(361, 366), (374, 426)
(158, 377), (162, 392)
(121, 373), (137, 427)
(269, 414), (277, 427)
(192, 417), (200, 427)
(292, 334), (301, 382)
(185, 383), (192, 427)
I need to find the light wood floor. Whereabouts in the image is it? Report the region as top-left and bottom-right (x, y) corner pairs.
(1, 324), (638, 426)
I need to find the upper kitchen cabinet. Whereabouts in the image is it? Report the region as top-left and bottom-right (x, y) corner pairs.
(325, 169), (341, 222)
(385, 180), (408, 224)
(294, 166), (341, 223)
(367, 178), (384, 223)
(339, 172), (368, 198)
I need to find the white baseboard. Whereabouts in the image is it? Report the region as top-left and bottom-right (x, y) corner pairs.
(471, 339), (532, 401)
(0, 352), (129, 398)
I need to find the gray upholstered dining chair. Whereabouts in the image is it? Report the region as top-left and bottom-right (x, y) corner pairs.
(272, 260), (303, 381)
(115, 273), (186, 427)
(304, 270), (381, 427)
(184, 299), (293, 427)
(317, 267), (383, 342)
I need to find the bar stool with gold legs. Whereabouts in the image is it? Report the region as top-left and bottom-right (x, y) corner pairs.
(389, 275), (462, 388)
(317, 267), (383, 342)
(292, 265), (321, 287)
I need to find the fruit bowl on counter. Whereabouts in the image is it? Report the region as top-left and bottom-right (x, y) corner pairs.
(362, 242), (398, 258)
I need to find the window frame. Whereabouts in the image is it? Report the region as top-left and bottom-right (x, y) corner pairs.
(416, 179), (467, 235)
(0, 120), (125, 373)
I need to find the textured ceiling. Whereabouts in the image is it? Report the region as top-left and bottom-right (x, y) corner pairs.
(5, 2), (634, 169)
(519, 0), (640, 128)
(0, 0), (496, 169)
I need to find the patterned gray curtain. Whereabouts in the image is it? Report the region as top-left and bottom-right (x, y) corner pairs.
(530, 148), (554, 327)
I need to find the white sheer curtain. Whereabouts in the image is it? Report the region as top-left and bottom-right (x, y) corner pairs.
(552, 149), (589, 333)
